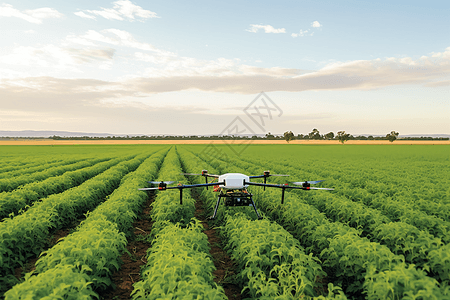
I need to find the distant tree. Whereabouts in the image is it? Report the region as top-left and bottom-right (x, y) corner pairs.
(308, 128), (322, 140)
(337, 131), (350, 144)
(324, 132), (334, 140)
(368, 135), (374, 140)
(265, 132), (275, 139)
(386, 131), (399, 142)
(283, 131), (295, 143)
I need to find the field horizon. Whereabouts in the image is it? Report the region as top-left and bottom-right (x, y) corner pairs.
(1, 139), (449, 146)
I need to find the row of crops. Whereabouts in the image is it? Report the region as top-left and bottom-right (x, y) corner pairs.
(0, 144), (449, 299)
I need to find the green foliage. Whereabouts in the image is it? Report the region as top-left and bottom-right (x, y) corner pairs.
(132, 220), (226, 299)
(1, 144), (449, 299)
(0, 153), (147, 282)
(364, 263), (444, 300)
(4, 264), (97, 300)
(178, 148), (333, 299)
(150, 147), (196, 234)
(0, 156), (115, 219)
(223, 214), (326, 298)
(186, 144), (449, 298)
(283, 131), (295, 143)
(2, 148), (169, 298)
(336, 131), (350, 144)
(386, 131), (399, 142)
(35, 219), (127, 289)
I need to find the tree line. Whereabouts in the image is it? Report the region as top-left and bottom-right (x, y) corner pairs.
(283, 129), (448, 143)
(1, 130), (445, 142)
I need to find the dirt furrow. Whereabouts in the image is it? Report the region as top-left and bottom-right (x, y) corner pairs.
(99, 194), (154, 300)
(192, 190), (242, 300)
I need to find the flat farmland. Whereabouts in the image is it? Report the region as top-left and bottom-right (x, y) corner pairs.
(1, 144), (449, 299)
(0, 139), (449, 145)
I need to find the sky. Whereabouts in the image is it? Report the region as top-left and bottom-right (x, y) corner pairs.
(0, 0), (449, 136)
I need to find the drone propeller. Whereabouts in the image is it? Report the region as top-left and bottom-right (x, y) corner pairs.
(180, 170), (219, 190)
(247, 171), (287, 190)
(180, 173), (202, 176)
(292, 180), (325, 185)
(309, 187), (334, 190)
(148, 181), (176, 185)
(138, 187), (160, 191)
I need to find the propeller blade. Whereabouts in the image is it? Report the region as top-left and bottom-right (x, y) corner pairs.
(292, 180), (325, 185)
(148, 181), (176, 185)
(180, 173), (202, 176)
(269, 174), (290, 177)
(309, 187), (334, 190)
(138, 187), (160, 191)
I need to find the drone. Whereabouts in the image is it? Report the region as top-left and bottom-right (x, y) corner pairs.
(138, 170), (333, 220)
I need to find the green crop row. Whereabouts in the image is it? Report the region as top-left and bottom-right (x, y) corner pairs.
(132, 220), (226, 300)
(243, 148), (450, 240)
(149, 147), (196, 234)
(241, 145), (448, 204)
(0, 155), (65, 174)
(132, 147), (226, 299)
(237, 153), (450, 285)
(0, 153), (146, 290)
(0, 156), (68, 179)
(0, 157), (112, 219)
(4, 148), (168, 299)
(296, 191), (450, 285)
(0, 156), (95, 193)
(4, 219), (125, 299)
(223, 213), (344, 299)
(177, 148), (347, 299)
(187, 147), (448, 299)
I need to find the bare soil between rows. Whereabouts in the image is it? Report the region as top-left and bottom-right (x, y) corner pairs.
(193, 191), (242, 300)
(99, 195), (154, 300)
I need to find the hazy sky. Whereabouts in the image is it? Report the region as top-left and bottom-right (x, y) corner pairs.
(0, 0), (449, 136)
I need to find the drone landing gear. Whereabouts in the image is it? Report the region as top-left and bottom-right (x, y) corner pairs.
(208, 193), (263, 220)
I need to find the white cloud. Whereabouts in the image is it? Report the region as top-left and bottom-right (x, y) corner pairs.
(291, 29), (312, 38)
(0, 3), (63, 24)
(311, 21), (322, 28)
(68, 29), (172, 55)
(292, 21), (322, 38)
(75, 0), (158, 22)
(74, 11), (96, 20)
(3, 26), (450, 96)
(126, 47), (450, 93)
(246, 24), (286, 33)
(0, 44), (115, 71)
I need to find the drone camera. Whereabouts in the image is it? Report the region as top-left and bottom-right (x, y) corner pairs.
(158, 182), (167, 190)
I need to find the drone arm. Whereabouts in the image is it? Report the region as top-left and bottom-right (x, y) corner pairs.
(139, 182), (225, 204)
(167, 182), (224, 190)
(248, 175), (265, 179)
(245, 181), (299, 189)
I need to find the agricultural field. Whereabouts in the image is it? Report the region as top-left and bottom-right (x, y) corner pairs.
(0, 144), (449, 299)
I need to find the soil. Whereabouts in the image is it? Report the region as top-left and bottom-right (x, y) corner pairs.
(99, 195), (154, 300)
(192, 191), (242, 300)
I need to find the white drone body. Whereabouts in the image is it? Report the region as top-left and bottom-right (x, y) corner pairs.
(218, 173), (250, 189)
